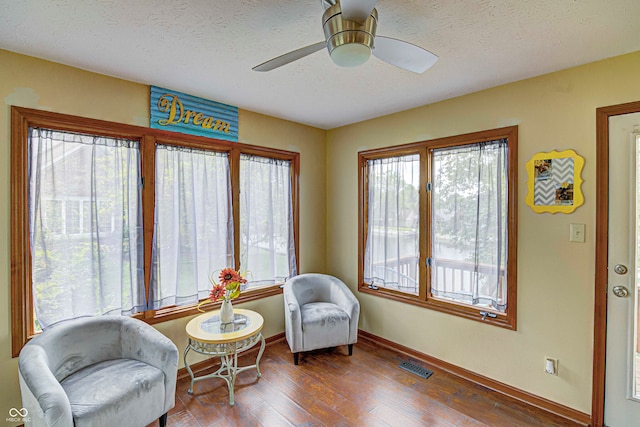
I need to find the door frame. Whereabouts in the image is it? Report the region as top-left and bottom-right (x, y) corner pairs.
(593, 100), (640, 427)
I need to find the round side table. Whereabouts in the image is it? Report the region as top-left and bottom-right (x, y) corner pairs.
(184, 308), (265, 405)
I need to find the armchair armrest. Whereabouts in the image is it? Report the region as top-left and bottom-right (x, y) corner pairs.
(331, 280), (360, 343)
(18, 345), (73, 427)
(331, 280), (360, 318)
(120, 318), (179, 412)
(283, 284), (303, 353)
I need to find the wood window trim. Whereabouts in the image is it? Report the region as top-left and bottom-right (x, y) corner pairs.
(10, 106), (300, 356)
(357, 126), (518, 330)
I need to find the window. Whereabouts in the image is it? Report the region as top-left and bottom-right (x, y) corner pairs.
(358, 127), (517, 329)
(11, 107), (299, 355)
(431, 141), (509, 312)
(239, 154), (297, 288)
(363, 153), (421, 294)
(149, 145), (233, 309)
(28, 128), (145, 330)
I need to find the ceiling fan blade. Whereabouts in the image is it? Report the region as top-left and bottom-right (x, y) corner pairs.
(372, 36), (438, 74)
(340, 0), (378, 23)
(253, 41), (326, 72)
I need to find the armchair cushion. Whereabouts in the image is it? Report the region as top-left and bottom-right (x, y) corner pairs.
(60, 359), (165, 427)
(300, 302), (350, 350)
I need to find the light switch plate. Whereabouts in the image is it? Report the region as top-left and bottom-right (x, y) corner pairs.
(570, 223), (585, 243)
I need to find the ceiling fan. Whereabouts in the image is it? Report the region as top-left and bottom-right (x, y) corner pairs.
(252, 0), (438, 74)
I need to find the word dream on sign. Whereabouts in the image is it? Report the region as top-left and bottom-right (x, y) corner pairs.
(150, 86), (238, 142)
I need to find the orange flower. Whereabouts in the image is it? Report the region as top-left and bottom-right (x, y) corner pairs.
(209, 283), (226, 302)
(197, 267), (247, 312)
(219, 268), (245, 286)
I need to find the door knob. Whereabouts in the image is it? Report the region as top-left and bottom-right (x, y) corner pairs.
(612, 285), (629, 298)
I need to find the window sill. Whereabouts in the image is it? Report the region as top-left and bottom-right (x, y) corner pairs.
(144, 284), (284, 324)
(358, 284), (515, 330)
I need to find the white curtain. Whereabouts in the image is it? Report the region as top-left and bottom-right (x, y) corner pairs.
(363, 154), (420, 294)
(240, 154), (296, 288)
(29, 128), (145, 329)
(149, 145), (232, 309)
(431, 140), (508, 311)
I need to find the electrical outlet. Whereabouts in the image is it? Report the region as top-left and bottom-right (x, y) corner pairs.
(545, 357), (558, 375)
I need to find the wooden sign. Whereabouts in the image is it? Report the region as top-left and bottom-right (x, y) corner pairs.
(150, 86), (238, 142)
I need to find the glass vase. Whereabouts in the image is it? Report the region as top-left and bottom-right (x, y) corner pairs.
(220, 299), (234, 324)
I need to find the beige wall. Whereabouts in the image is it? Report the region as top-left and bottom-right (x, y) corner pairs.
(326, 51), (640, 413)
(0, 50), (326, 412)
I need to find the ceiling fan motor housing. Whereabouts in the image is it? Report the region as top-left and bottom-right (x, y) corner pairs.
(322, 3), (378, 67)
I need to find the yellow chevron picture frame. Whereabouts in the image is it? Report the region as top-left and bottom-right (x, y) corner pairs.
(525, 149), (584, 214)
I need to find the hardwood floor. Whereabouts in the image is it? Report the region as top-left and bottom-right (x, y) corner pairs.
(164, 338), (582, 427)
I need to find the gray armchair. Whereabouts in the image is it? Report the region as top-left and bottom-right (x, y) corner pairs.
(18, 315), (179, 427)
(283, 273), (360, 365)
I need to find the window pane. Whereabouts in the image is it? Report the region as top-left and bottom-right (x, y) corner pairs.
(150, 145), (233, 309)
(43, 199), (63, 234)
(240, 154), (296, 288)
(82, 201), (92, 234)
(364, 154), (420, 294)
(66, 200), (80, 234)
(431, 140), (508, 312)
(98, 200), (115, 233)
(29, 128), (145, 328)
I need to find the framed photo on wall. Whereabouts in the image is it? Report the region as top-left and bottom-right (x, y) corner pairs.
(525, 149), (584, 214)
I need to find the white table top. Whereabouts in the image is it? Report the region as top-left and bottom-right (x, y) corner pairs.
(186, 308), (264, 344)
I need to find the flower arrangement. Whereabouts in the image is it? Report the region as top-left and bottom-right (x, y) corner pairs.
(197, 267), (247, 312)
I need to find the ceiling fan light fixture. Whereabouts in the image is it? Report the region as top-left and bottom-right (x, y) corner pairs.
(323, 2), (377, 68)
(330, 42), (371, 67)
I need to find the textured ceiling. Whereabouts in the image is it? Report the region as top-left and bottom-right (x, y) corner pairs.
(1, 0), (639, 129)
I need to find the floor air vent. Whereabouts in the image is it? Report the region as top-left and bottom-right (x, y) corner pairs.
(399, 361), (433, 379)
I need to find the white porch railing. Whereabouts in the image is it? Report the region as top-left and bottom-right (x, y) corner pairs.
(370, 256), (505, 298)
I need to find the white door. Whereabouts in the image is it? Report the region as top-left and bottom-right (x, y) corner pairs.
(606, 111), (640, 426)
